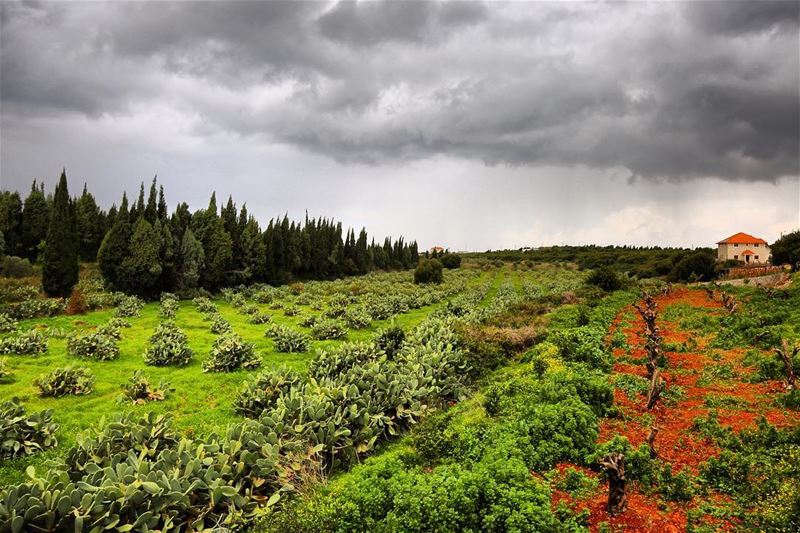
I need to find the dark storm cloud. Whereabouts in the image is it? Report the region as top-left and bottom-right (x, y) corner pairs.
(1, 0), (798, 182)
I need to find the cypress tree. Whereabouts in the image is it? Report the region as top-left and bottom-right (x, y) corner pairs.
(21, 180), (50, 261)
(178, 228), (204, 292)
(97, 193), (131, 288)
(42, 170), (79, 297)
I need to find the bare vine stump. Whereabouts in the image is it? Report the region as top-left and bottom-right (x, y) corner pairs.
(775, 339), (798, 390)
(646, 369), (665, 409)
(646, 425), (660, 459)
(599, 453), (628, 515)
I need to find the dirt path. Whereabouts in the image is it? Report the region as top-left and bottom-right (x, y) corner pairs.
(552, 288), (795, 532)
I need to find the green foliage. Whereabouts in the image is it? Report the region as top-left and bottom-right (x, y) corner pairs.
(311, 318), (347, 340)
(0, 255), (34, 278)
(114, 295), (143, 317)
(308, 342), (382, 380)
(0, 312), (17, 333)
(66, 331), (119, 361)
(248, 311), (273, 324)
(116, 217), (163, 297)
(272, 326), (311, 353)
(770, 230), (800, 268)
(0, 358), (12, 383)
(550, 326), (611, 370)
(234, 367), (303, 418)
(119, 370), (172, 404)
(34, 366), (95, 397)
(414, 258), (443, 284)
(144, 321), (193, 366)
(210, 314), (232, 334)
(203, 333), (261, 372)
(42, 170), (79, 297)
(0, 329), (48, 355)
(374, 325), (406, 358)
(586, 266), (623, 292)
(669, 250), (717, 282)
(20, 180), (50, 261)
(343, 307), (372, 329)
(178, 227), (205, 292)
(159, 292), (179, 318)
(0, 400), (58, 459)
(440, 252), (462, 269)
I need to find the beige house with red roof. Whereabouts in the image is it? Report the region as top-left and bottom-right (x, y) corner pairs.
(717, 232), (771, 264)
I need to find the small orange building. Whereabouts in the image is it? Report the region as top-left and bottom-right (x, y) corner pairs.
(716, 232), (771, 264)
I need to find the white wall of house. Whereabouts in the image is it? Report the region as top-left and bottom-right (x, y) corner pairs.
(717, 243), (771, 264)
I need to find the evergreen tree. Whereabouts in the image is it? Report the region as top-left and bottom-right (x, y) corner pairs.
(42, 170), (79, 297)
(178, 228), (204, 292)
(157, 185), (168, 221)
(0, 191), (23, 257)
(116, 217), (162, 296)
(98, 194), (131, 288)
(75, 183), (105, 261)
(144, 177), (158, 223)
(21, 181), (50, 261)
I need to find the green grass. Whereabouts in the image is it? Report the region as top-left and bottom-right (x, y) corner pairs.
(0, 269), (495, 486)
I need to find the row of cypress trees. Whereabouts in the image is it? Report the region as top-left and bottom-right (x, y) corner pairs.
(1, 171), (420, 298)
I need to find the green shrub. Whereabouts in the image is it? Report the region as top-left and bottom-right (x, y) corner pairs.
(414, 258), (443, 284)
(234, 368), (303, 418)
(550, 326), (611, 370)
(343, 307), (372, 329)
(203, 333), (261, 372)
(272, 326), (311, 353)
(0, 329), (48, 355)
(159, 293), (179, 318)
(248, 312), (272, 324)
(309, 342), (381, 380)
(210, 314), (232, 334)
(669, 251), (717, 282)
(143, 321), (193, 367)
(311, 318), (347, 340)
(67, 331), (119, 361)
(96, 320), (123, 340)
(586, 267), (622, 292)
(120, 370), (172, 405)
(114, 295), (144, 317)
(374, 325), (405, 358)
(0, 312), (17, 333)
(0, 400), (58, 459)
(0, 255), (34, 278)
(193, 296), (216, 313)
(299, 314), (317, 328)
(440, 253), (462, 269)
(34, 366), (95, 397)
(0, 358), (12, 383)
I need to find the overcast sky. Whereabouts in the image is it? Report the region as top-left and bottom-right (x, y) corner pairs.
(1, 1), (798, 251)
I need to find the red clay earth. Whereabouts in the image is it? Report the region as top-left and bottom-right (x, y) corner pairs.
(553, 287), (795, 532)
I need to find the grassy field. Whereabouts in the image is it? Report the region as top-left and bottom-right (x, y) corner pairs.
(0, 268), (494, 486)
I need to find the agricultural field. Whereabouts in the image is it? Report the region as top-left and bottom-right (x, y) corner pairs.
(1, 263), (799, 532)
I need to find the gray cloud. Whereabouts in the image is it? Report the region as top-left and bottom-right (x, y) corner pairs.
(1, 0), (798, 185)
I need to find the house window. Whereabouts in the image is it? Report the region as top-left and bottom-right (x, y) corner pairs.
(734, 243), (739, 247)
(734, 255), (738, 260)
(755, 256), (759, 260)
(755, 244), (759, 248)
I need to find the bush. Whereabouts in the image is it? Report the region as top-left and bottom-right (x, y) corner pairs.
(96, 320), (123, 340)
(374, 325), (406, 358)
(248, 312), (272, 324)
(0, 255), (34, 278)
(120, 370), (172, 404)
(670, 251), (717, 282)
(34, 366), (95, 397)
(0, 312), (17, 333)
(203, 333), (261, 372)
(586, 267), (622, 292)
(210, 315), (233, 334)
(144, 321), (193, 367)
(65, 288), (88, 315)
(0, 358), (12, 383)
(0, 329), (48, 355)
(343, 307), (372, 329)
(234, 368), (303, 418)
(414, 258), (443, 284)
(311, 318), (347, 340)
(67, 331), (119, 361)
(115, 295), (144, 317)
(549, 327), (611, 370)
(272, 326), (311, 353)
(770, 230), (800, 269)
(193, 296), (217, 313)
(160, 293), (179, 318)
(0, 400), (58, 459)
(440, 253), (462, 269)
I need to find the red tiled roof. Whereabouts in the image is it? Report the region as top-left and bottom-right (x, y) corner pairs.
(741, 250), (755, 255)
(717, 232), (768, 245)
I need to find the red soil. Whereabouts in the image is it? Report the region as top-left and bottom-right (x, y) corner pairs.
(563, 287), (797, 532)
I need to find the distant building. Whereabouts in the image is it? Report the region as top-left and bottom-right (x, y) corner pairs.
(430, 246), (444, 254)
(716, 232), (771, 264)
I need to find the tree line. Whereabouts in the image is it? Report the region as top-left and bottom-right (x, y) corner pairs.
(0, 171), (420, 298)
